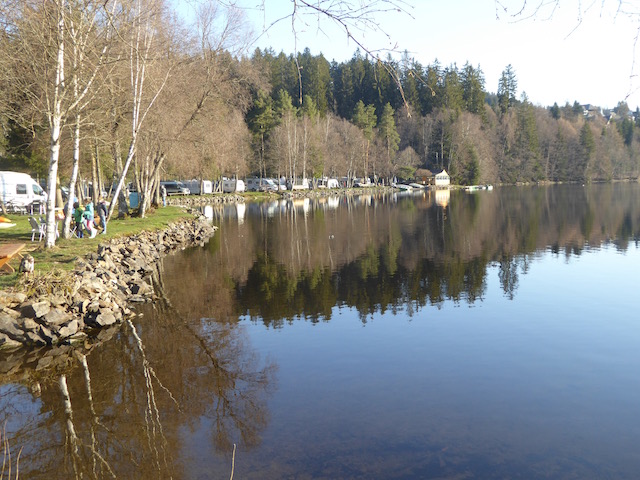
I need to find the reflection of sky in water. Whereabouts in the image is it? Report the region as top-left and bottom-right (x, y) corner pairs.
(225, 245), (640, 478)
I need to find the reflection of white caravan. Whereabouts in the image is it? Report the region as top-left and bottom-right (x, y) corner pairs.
(223, 178), (246, 193)
(236, 203), (246, 225)
(0, 171), (47, 207)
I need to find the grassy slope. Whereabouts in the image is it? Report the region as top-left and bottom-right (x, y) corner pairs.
(0, 206), (191, 289)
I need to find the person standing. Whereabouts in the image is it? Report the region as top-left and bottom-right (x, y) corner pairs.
(72, 202), (84, 238)
(83, 199), (97, 238)
(97, 197), (108, 235)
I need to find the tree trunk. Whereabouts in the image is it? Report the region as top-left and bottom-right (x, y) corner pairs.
(62, 115), (82, 239)
(44, 2), (65, 248)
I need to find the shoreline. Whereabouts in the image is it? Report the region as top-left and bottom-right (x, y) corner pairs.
(0, 213), (216, 351)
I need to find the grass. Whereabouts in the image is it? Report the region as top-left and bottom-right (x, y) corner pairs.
(0, 206), (191, 289)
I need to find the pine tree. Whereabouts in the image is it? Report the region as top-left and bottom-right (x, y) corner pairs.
(442, 65), (464, 113)
(497, 64), (517, 114)
(378, 103), (400, 173)
(461, 62), (486, 115)
(353, 100), (377, 178)
(247, 90), (277, 177)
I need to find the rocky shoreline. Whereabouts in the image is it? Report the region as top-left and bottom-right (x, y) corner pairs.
(0, 214), (216, 351)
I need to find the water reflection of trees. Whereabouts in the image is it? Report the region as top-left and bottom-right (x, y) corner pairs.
(197, 184), (640, 324)
(1, 262), (276, 478)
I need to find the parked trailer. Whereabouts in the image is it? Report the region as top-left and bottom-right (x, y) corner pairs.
(222, 178), (246, 193)
(184, 180), (213, 195)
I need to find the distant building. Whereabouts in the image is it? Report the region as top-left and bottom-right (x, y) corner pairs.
(414, 168), (433, 185)
(582, 104), (603, 119)
(434, 169), (450, 188)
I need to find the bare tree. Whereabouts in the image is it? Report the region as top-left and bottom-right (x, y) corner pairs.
(106, 0), (173, 222)
(132, 2), (255, 217)
(0, 0), (116, 246)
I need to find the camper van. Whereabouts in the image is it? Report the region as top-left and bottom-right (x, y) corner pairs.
(222, 178), (246, 193)
(0, 171), (47, 209)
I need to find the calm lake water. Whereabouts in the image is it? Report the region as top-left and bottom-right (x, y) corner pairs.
(2, 184), (640, 479)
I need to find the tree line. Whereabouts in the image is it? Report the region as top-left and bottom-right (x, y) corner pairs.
(1, 1), (639, 247)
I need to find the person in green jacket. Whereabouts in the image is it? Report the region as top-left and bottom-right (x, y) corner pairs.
(72, 202), (85, 238)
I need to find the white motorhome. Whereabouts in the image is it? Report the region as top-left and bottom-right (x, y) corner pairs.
(0, 171), (47, 209)
(222, 178), (246, 193)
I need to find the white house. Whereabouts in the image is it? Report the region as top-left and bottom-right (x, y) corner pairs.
(434, 169), (450, 188)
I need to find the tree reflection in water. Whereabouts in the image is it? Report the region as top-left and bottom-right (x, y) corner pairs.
(0, 259), (277, 479)
(196, 184), (640, 326)
(3, 183), (640, 477)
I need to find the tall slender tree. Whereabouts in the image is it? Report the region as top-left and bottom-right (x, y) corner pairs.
(497, 64), (518, 114)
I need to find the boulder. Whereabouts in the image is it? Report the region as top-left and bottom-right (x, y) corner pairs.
(0, 314), (26, 340)
(20, 301), (51, 319)
(87, 310), (117, 328)
(0, 332), (23, 351)
(58, 320), (79, 339)
(42, 308), (72, 326)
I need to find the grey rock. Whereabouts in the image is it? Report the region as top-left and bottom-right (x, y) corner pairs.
(38, 326), (55, 344)
(0, 333), (22, 351)
(1, 307), (20, 319)
(43, 308), (72, 326)
(58, 320), (79, 339)
(24, 331), (46, 346)
(0, 314), (26, 340)
(88, 310), (117, 328)
(20, 301), (51, 319)
(21, 318), (39, 332)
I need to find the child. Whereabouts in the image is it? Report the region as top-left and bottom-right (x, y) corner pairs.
(72, 202), (84, 238)
(83, 200), (97, 238)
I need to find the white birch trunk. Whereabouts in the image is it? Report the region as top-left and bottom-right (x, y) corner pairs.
(45, 1), (65, 248)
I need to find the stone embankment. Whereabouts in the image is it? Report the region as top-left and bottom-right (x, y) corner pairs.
(0, 215), (216, 351)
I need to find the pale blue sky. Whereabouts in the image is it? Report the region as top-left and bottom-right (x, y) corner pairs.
(182, 1), (640, 109)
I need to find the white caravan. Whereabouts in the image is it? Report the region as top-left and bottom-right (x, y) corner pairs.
(222, 178), (246, 193)
(184, 179), (213, 195)
(0, 171), (47, 208)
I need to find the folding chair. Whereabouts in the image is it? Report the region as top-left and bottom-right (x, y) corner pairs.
(70, 221), (81, 238)
(28, 216), (45, 242)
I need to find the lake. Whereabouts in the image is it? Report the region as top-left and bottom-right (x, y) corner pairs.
(2, 183), (640, 479)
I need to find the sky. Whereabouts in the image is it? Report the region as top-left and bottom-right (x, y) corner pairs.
(219, 0), (640, 110)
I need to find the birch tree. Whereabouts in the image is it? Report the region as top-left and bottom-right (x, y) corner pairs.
(0, 0), (116, 246)
(106, 0), (172, 222)
(61, 0), (117, 239)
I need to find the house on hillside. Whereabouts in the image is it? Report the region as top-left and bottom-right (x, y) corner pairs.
(582, 104), (602, 119)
